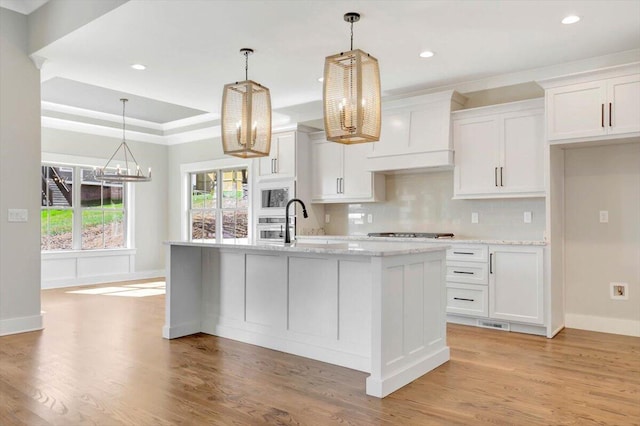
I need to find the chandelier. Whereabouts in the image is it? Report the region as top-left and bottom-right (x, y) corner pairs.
(221, 48), (272, 158)
(323, 12), (381, 144)
(95, 98), (151, 183)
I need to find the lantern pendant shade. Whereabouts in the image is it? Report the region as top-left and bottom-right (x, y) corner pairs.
(323, 48), (381, 144)
(221, 79), (272, 158)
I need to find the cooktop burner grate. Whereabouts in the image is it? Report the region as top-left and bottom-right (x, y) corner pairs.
(367, 232), (454, 239)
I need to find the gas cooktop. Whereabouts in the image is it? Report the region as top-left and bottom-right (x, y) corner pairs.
(367, 232), (454, 239)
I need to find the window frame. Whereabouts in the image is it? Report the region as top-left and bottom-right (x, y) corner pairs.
(41, 154), (134, 252)
(180, 158), (253, 243)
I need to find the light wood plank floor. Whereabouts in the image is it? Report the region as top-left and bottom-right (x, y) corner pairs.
(1, 280), (639, 425)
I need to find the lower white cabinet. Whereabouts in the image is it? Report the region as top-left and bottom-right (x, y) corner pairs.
(446, 244), (546, 334)
(489, 245), (544, 325)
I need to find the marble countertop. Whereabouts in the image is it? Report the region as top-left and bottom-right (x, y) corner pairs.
(297, 235), (547, 246)
(165, 240), (449, 257)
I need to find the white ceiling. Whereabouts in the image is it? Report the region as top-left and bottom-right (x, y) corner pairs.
(31, 0), (640, 124)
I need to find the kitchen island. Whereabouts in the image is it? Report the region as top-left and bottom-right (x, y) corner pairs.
(163, 240), (449, 397)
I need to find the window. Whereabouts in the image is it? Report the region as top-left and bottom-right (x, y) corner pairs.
(190, 168), (248, 243)
(41, 164), (128, 251)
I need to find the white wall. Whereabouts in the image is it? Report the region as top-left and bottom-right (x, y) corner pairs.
(324, 171), (546, 240)
(0, 8), (43, 335)
(564, 142), (640, 336)
(41, 127), (168, 275)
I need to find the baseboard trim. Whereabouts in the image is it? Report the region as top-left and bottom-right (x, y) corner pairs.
(565, 313), (640, 337)
(0, 313), (43, 336)
(41, 269), (165, 289)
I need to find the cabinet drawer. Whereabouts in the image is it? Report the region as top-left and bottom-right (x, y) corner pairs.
(446, 284), (488, 317)
(446, 261), (488, 285)
(446, 245), (488, 262)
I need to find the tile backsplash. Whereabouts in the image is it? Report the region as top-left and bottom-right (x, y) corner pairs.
(323, 171), (546, 240)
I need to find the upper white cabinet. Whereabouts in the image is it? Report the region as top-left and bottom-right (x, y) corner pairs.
(452, 99), (545, 199)
(311, 133), (385, 203)
(489, 245), (544, 325)
(541, 64), (640, 143)
(258, 131), (296, 179)
(366, 90), (467, 173)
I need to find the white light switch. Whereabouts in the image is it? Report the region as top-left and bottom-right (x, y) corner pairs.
(599, 210), (609, 223)
(524, 211), (532, 223)
(8, 209), (28, 222)
(471, 212), (479, 224)
(367, 214), (373, 224)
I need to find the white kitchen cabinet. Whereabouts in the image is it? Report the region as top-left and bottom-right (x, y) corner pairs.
(366, 90), (466, 173)
(445, 245), (488, 318)
(543, 67), (640, 142)
(489, 245), (544, 325)
(258, 131), (296, 179)
(452, 99), (545, 199)
(311, 133), (385, 203)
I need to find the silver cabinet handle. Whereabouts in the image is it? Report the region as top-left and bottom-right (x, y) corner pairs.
(494, 167), (498, 187)
(340, 177), (344, 194)
(336, 177), (339, 194)
(500, 167), (504, 187)
(453, 271), (474, 275)
(453, 251), (473, 255)
(453, 297), (475, 302)
(601, 104), (605, 128)
(271, 158), (275, 174)
(490, 253), (493, 274)
(609, 102), (612, 127)
(273, 158), (278, 174)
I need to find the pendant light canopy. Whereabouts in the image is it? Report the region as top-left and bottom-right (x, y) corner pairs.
(323, 12), (381, 144)
(95, 98), (151, 183)
(221, 48), (272, 158)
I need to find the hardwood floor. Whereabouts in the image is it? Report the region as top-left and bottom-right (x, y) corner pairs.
(1, 281), (639, 425)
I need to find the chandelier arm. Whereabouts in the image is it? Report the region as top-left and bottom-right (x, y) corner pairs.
(122, 142), (142, 170)
(101, 142), (123, 170)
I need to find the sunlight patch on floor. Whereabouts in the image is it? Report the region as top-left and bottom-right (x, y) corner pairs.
(66, 282), (166, 297)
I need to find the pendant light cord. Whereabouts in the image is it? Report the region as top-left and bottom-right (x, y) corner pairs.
(245, 51), (249, 81)
(350, 21), (354, 50)
(122, 99), (126, 142)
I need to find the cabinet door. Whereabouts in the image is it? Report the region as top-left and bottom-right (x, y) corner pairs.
(500, 110), (545, 195)
(258, 132), (296, 178)
(311, 140), (342, 200)
(608, 74), (640, 135)
(369, 109), (410, 158)
(546, 81), (607, 140)
(453, 116), (500, 197)
(489, 246), (544, 325)
(342, 143), (374, 199)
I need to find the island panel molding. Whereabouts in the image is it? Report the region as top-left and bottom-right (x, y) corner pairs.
(163, 241), (449, 398)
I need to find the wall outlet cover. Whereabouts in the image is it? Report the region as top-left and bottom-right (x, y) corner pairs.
(325, 214), (330, 224)
(524, 211), (532, 223)
(471, 212), (479, 224)
(599, 210), (609, 223)
(367, 214), (373, 224)
(610, 282), (628, 300)
(8, 209), (28, 222)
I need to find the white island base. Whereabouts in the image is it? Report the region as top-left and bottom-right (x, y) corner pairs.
(163, 241), (449, 398)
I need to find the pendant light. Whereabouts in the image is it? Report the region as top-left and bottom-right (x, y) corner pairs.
(95, 98), (151, 183)
(221, 48), (272, 158)
(323, 12), (381, 144)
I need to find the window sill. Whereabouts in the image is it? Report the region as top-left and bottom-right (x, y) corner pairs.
(41, 248), (136, 260)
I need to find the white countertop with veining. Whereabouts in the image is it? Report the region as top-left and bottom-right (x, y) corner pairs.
(165, 240), (449, 257)
(297, 235), (547, 246)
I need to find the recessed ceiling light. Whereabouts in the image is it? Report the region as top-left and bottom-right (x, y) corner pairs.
(419, 50), (435, 58)
(318, 77), (324, 83)
(131, 64), (146, 70)
(562, 15), (580, 24)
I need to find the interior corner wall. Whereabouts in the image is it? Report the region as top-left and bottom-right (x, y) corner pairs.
(564, 142), (640, 337)
(0, 8), (43, 335)
(41, 128), (168, 275)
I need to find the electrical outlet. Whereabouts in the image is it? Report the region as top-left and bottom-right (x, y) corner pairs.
(524, 211), (532, 223)
(610, 282), (628, 300)
(8, 209), (28, 222)
(325, 214), (330, 224)
(367, 214), (373, 224)
(599, 210), (609, 223)
(471, 212), (479, 224)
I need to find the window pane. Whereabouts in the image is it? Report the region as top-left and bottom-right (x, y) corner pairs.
(82, 210), (104, 249)
(81, 174), (102, 208)
(191, 211), (215, 241)
(42, 166), (73, 207)
(104, 210), (125, 248)
(237, 209), (248, 238)
(222, 170), (237, 209)
(192, 172), (216, 209)
(104, 183), (124, 208)
(238, 170), (249, 209)
(41, 209), (73, 250)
